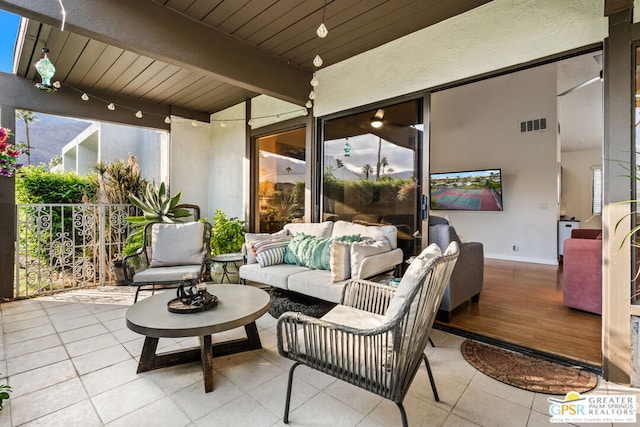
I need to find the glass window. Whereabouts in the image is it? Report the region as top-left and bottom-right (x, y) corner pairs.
(591, 165), (602, 215)
(322, 99), (422, 258)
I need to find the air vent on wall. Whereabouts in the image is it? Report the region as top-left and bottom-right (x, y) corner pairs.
(519, 117), (548, 133)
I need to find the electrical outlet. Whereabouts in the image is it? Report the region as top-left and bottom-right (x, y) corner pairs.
(512, 244), (519, 252)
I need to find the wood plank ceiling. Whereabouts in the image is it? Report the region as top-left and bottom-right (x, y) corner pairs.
(11, 0), (491, 118)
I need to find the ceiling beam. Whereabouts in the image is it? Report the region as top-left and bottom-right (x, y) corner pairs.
(604, 0), (633, 16)
(0, 0), (310, 107)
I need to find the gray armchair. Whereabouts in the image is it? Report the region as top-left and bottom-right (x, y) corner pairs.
(428, 216), (483, 321)
(277, 242), (459, 427)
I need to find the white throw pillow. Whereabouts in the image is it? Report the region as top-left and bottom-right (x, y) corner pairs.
(330, 241), (352, 282)
(349, 240), (391, 280)
(150, 222), (204, 267)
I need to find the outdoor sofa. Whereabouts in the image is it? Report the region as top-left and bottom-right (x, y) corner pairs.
(238, 220), (404, 303)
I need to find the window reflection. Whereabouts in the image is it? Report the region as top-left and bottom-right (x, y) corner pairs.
(256, 128), (306, 233)
(322, 99), (422, 257)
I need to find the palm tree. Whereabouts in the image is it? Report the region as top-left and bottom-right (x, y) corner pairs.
(362, 163), (373, 180)
(16, 109), (38, 166)
(380, 156), (389, 176)
(375, 137), (382, 181)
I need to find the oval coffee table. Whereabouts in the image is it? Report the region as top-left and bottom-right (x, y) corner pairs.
(126, 284), (269, 392)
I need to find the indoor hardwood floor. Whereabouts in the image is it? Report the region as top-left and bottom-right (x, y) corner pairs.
(435, 258), (602, 369)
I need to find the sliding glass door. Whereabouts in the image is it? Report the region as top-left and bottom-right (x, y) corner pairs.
(254, 127), (306, 233)
(321, 99), (422, 258)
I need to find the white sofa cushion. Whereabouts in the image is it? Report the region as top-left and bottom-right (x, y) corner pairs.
(150, 222), (204, 267)
(239, 263), (310, 290)
(332, 220), (398, 249)
(287, 269), (347, 303)
(284, 221), (334, 238)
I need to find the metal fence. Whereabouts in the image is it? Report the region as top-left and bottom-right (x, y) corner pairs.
(15, 203), (136, 298)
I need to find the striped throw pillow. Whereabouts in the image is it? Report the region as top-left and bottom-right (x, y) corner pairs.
(250, 236), (292, 267)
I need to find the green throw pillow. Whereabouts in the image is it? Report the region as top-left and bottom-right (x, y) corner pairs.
(284, 233), (361, 270)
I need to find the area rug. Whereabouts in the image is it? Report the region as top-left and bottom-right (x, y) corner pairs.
(268, 289), (336, 319)
(460, 340), (597, 394)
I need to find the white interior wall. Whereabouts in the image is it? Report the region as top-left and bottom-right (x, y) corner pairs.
(431, 64), (559, 264)
(314, 0), (606, 117)
(170, 117), (212, 214)
(561, 149), (603, 229)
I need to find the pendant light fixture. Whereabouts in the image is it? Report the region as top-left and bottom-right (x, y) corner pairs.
(309, 0), (329, 108)
(34, 48), (57, 92)
(316, 0), (329, 38)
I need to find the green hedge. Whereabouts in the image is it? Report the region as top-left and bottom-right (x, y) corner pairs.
(16, 165), (97, 204)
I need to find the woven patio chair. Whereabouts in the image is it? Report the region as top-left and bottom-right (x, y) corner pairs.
(123, 221), (212, 303)
(277, 242), (459, 427)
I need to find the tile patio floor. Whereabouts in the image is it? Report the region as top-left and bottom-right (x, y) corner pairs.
(0, 285), (638, 427)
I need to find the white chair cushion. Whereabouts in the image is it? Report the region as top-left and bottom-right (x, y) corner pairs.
(133, 264), (202, 283)
(150, 222), (204, 267)
(384, 244), (442, 322)
(321, 304), (385, 329)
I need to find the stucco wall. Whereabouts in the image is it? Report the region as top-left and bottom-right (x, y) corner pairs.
(209, 103), (246, 220)
(170, 117), (212, 216)
(314, 0), (606, 117)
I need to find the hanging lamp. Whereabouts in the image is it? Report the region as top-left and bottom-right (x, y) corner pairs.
(34, 48), (57, 92)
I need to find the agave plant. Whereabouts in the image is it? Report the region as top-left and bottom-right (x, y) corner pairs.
(125, 182), (192, 240)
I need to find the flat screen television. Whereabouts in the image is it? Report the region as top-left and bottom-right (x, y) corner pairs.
(430, 168), (503, 211)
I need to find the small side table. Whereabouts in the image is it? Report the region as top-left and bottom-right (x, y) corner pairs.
(211, 252), (243, 283)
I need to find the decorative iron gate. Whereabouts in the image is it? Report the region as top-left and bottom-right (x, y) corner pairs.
(15, 204), (135, 298)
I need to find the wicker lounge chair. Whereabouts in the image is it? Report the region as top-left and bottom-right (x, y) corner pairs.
(277, 242), (459, 426)
(123, 221), (212, 303)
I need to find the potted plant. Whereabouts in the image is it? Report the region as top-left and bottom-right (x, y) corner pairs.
(117, 182), (192, 281)
(125, 181), (192, 237)
(207, 209), (246, 256)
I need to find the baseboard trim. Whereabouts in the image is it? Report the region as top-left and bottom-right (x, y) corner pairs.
(433, 322), (602, 375)
(484, 254), (559, 266)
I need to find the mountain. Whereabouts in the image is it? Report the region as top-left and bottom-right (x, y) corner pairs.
(13, 113), (92, 167)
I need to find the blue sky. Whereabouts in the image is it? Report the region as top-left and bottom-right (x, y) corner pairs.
(0, 10), (20, 73)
